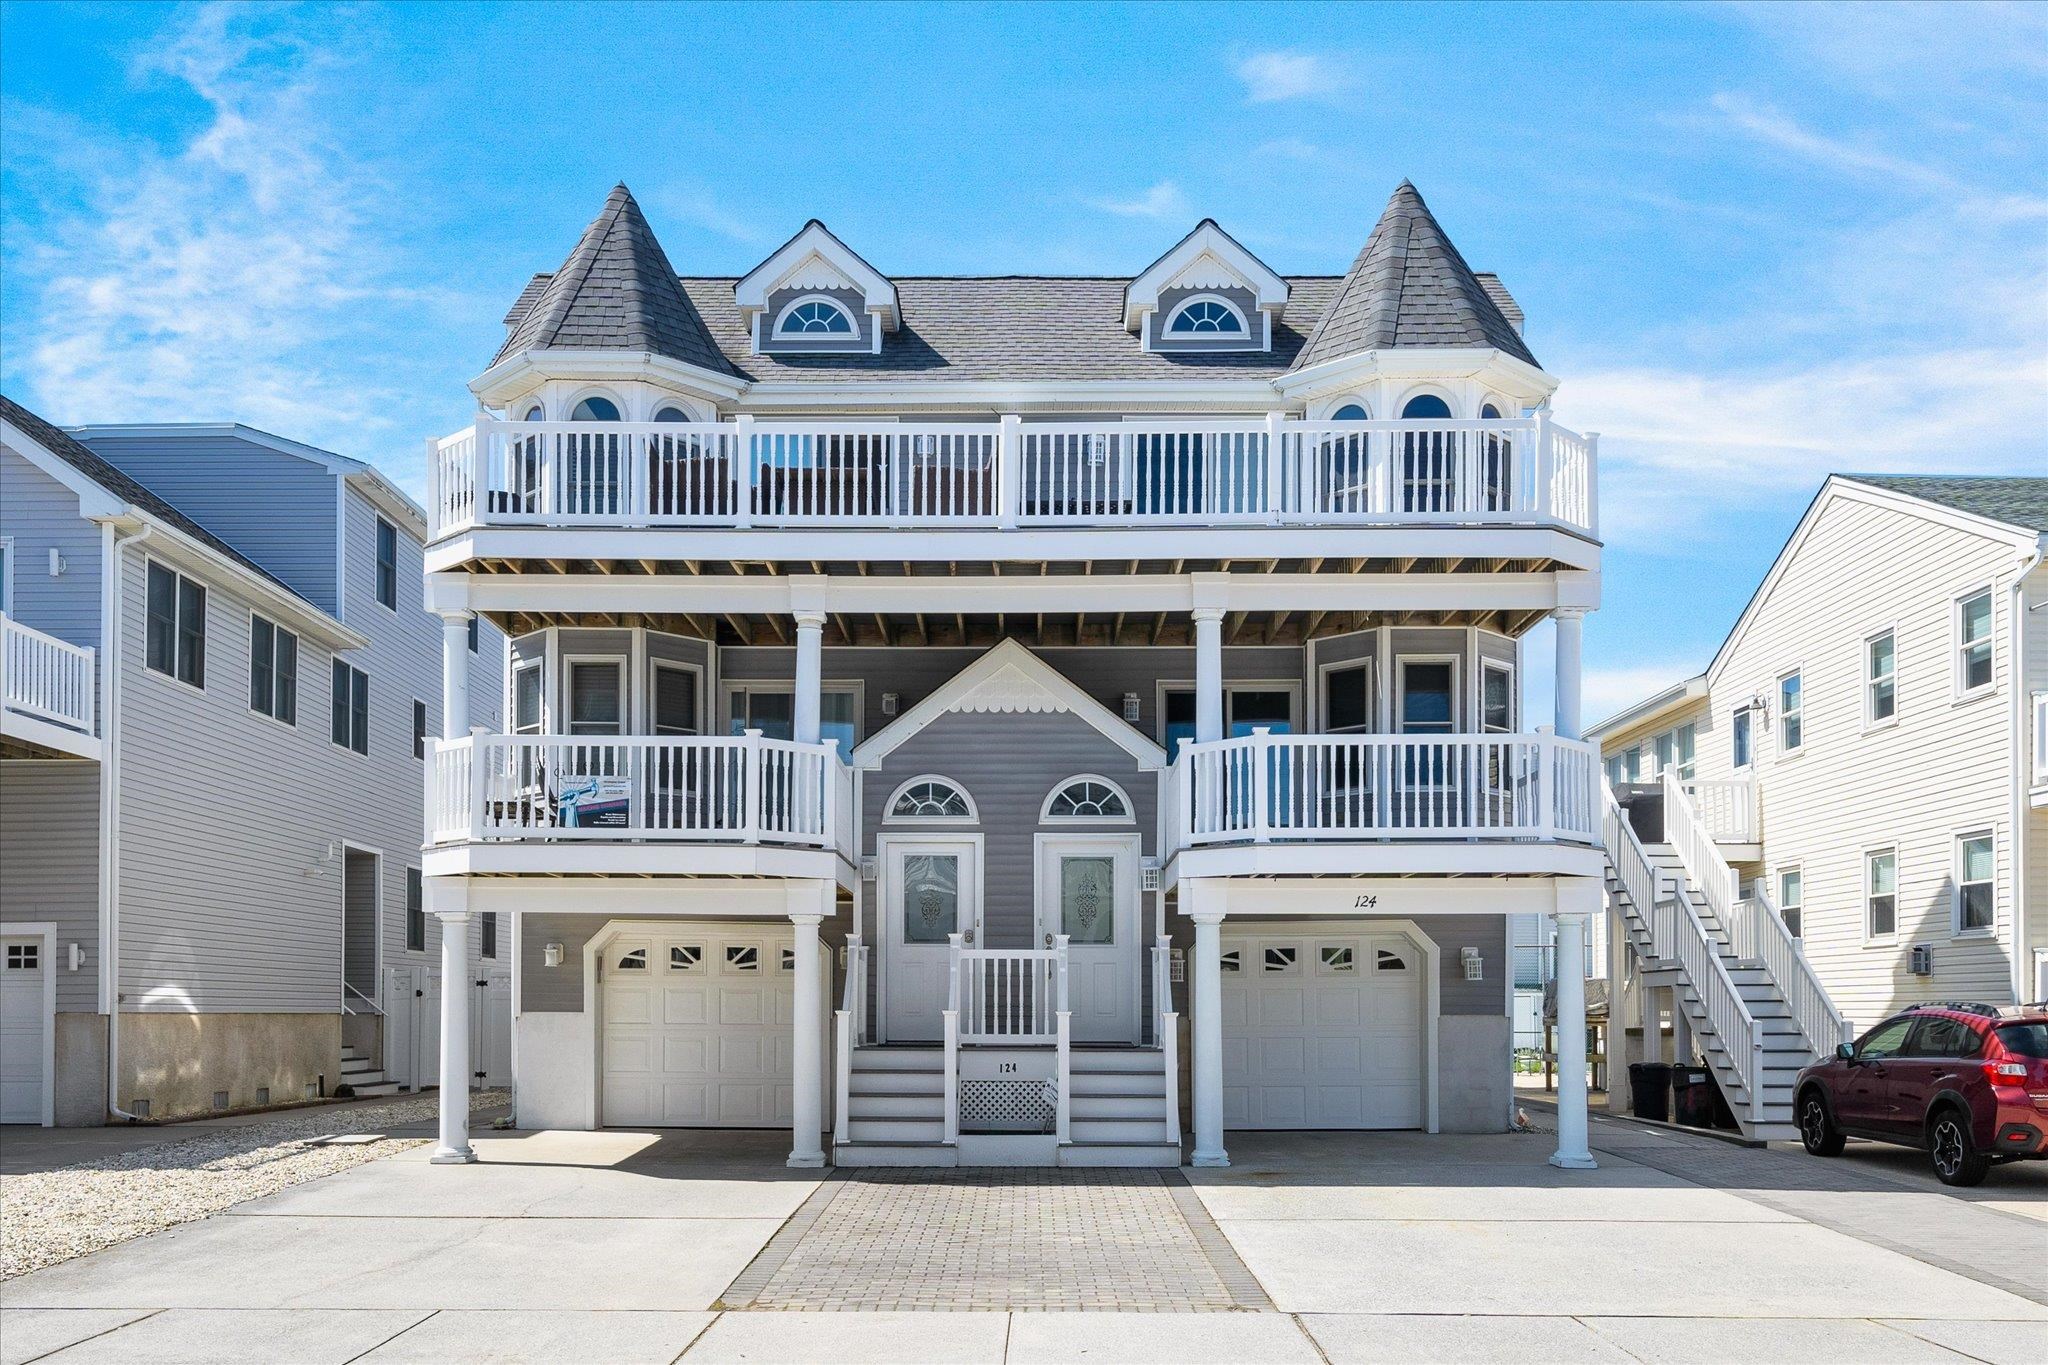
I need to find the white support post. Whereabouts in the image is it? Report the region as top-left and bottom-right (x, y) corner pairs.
(1055, 932), (1071, 1145)
(833, 1009), (851, 1147)
(1263, 411), (1286, 521)
(942, 1009), (960, 1145)
(1193, 608), (1224, 744)
(440, 613), (472, 740)
(733, 414), (756, 528)
(998, 414), (1022, 528)
(1553, 608), (1585, 743)
(1550, 888), (1598, 1170)
(429, 883), (475, 1165)
(1672, 987), (1693, 1065)
(792, 611), (825, 746)
(1189, 888), (1228, 1168)
(788, 902), (825, 1168)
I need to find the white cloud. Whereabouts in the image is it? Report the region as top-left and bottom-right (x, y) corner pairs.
(1706, 92), (1957, 191)
(1582, 662), (1705, 730)
(1235, 50), (1354, 104)
(1087, 181), (1192, 221)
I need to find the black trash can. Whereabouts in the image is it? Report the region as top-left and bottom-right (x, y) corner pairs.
(1671, 1066), (1716, 1127)
(1628, 1062), (1672, 1122)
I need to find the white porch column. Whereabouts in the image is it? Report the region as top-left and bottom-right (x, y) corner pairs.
(1189, 884), (1228, 1167)
(1553, 608), (1586, 742)
(440, 612), (473, 739)
(430, 881), (475, 1165)
(792, 611), (826, 746)
(1550, 882), (1598, 1170)
(788, 894), (826, 1168)
(1193, 609), (1224, 744)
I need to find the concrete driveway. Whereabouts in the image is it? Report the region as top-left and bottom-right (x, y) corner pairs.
(3, 1112), (2045, 1364)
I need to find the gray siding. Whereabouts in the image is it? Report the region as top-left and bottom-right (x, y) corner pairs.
(1, 444), (104, 653)
(0, 763), (101, 1012)
(1419, 915), (1508, 1015)
(1145, 285), (1263, 353)
(520, 912), (597, 1013)
(343, 850), (378, 995)
(77, 434), (340, 613)
(758, 286), (873, 355)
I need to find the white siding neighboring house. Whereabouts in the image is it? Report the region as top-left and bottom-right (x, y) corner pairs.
(1591, 476), (2048, 1032)
(0, 397), (502, 1125)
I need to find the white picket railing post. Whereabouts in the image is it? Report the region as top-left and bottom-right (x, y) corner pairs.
(467, 727), (489, 841)
(1251, 728), (1273, 843)
(739, 728), (763, 844)
(1263, 412), (1286, 522)
(941, 1008), (960, 1146)
(998, 414), (1023, 528)
(1054, 934), (1072, 1144)
(833, 1009), (851, 1147)
(732, 414), (756, 528)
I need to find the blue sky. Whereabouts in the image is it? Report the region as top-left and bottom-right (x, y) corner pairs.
(3, 1), (2043, 719)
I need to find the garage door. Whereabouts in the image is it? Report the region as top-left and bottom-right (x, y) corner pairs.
(1221, 930), (1424, 1130)
(1, 937), (50, 1125)
(601, 928), (807, 1128)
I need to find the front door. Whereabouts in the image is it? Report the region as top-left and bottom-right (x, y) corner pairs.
(881, 837), (981, 1042)
(1036, 835), (1140, 1043)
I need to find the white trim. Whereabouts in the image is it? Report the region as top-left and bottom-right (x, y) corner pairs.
(1775, 863), (1804, 940)
(1159, 294), (1255, 349)
(565, 387), (629, 424)
(1863, 844), (1899, 945)
(0, 536), (13, 616)
(338, 843), (384, 1010)
(1395, 654), (1460, 733)
(1315, 652), (1375, 735)
(1953, 584), (1995, 702)
(1951, 828), (1996, 939)
(562, 653), (628, 736)
(0, 921), (58, 1127)
(510, 656), (545, 734)
(736, 222), (899, 331)
(722, 677), (863, 745)
(1123, 220), (1288, 332)
(1481, 658), (1517, 733)
(1154, 678), (1303, 751)
(856, 639), (1167, 771)
(883, 774), (979, 824)
(1729, 703), (1755, 773)
(1039, 774), (1137, 825)
(648, 657), (704, 736)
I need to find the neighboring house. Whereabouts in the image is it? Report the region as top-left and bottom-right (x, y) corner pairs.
(415, 180), (1613, 1172)
(0, 397), (503, 1126)
(1591, 476), (2048, 1047)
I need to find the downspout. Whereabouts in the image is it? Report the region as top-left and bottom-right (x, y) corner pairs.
(99, 520), (150, 1121)
(2012, 536), (2044, 1005)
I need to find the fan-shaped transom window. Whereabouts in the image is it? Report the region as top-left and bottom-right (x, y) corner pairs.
(614, 947), (648, 971)
(887, 776), (976, 822)
(1042, 776), (1133, 823)
(571, 395), (621, 422)
(777, 298), (855, 336)
(1166, 296), (1246, 335)
(1331, 402), (1369, 421)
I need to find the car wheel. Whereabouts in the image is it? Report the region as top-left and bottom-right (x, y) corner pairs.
(1928, 1110), (1989, 1187)
(1799, 1091), (1844, 1156)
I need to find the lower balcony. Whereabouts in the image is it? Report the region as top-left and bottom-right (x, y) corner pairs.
(1165, 730), (1603, 880)
(1, 614), (99, 761)
(424, 731), (854, 879)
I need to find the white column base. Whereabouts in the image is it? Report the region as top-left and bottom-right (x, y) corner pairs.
(1191, 1151), (1231, 1168)
(430, 1148), (479, 1166)
(1548, 1151), (1599, 1170)
(786, 1152), (826, 1169)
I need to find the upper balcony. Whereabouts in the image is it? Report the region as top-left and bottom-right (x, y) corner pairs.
(1, 614), (100, 761)
(426, 415), (1598, 572)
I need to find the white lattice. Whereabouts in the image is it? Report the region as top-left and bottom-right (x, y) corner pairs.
(960, 1079), (1055, 1133)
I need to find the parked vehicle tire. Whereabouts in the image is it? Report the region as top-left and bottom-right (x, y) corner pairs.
(1798, 1090), (1844, 1157)
(1928, 1109), (1989, 1187)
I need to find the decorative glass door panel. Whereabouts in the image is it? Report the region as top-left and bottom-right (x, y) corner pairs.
(1037, 836), (1138, 1043)
(1059, 856), (1116, 945)
(882, 839), (980, 1042)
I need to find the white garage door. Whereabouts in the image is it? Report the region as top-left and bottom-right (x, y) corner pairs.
(1221, 930), (1424, 1130)
(601, 928), (805, 1128)
(1, 937), (50, 1125)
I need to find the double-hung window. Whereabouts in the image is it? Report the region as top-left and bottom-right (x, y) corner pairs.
(1865, 848), (1897, 939)
(1481, 663), (1514, 734)
(1955, 589), (1992, 696)
(1777, 671), (1802, 753)
(331, 661), (369, 753)
(374, 518), (398, 610)
(249, 615), (298, 722)
(405, 869), (424, 952)
(728, 683), (858, 753)
(481, 912), (498, 960)
(413, 700), (429, 758)
(1955, 832), (1994, 934)
(146, 562), (206, 687)
(1731, 707), (1753, 770)
(1777, 867), (1803, 939)
(1323, 662), (1372, 736)
(1866, 629), (1897, 724)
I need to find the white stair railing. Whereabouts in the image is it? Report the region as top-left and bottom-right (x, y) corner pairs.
(832, 932), (864, 1148)
(1152, 941), (1180, 1145)
(955, 945), (1064, 1043)
(1734, 889), (1851, 1054)
(943, 933), (962, 1145)
(1660, 771), (1740, 930)
(1054, 935), (1071, 1145)
(1685, 778), (1757, 843)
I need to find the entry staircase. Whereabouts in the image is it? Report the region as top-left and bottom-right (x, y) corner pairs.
(338, 1045), (402, 1099)
(1601, 772), (1850, 1141)
(832, 935), (1182, 1167)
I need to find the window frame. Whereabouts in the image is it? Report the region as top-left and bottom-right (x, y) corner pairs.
(468, 616), (480, 653)
(331, 659), (370, 755)
(1039, 774), (1136, 826)
(374, 517), (398, 611)
(771, 294), (858, 340)
(480, 911), (498, 961)
(510, 657), (544, 735)
(1863, 845), (1899, 944)
(723, 679), (864, 749)
(1864, 626), (1899, 730)
(1953, 586), (1994, 700)
(404, 868), (425, 953)
(1318, 658), (1375, 736)
(1394, 655), (1460, 736)
(884, 775), (979, 824)
(1161, 293), (1251, 339)
(649, 659), (703, 737)
(1776, 864), (1803, 940)
(413, 699), (429, 759)
(247, 611), (299, 727)
(1156, 679), (1302, 757)
(1480, 660), (1516, 734)
(563, 653), (627, 737)
(1953, 829), (1995, 937)
(144, 558), (207, 691)
(1776, 668), (1803, 756)
(1730, 705), (1754, 772)
(0, 535), (13, 615)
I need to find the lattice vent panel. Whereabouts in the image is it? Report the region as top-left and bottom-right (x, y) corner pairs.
(960, 1079), (1055, 1133)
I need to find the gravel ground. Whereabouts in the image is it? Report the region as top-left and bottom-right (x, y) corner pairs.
(0, 1090), (508, 1280)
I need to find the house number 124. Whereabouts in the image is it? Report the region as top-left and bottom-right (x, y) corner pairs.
(997, 1062), (1017, 1074)
(1353, 894), (1379, 909)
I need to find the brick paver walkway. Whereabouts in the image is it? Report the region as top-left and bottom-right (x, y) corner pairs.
(721, 1168), (1264, 1312)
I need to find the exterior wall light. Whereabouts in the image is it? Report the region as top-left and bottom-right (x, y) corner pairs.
(543, 942), (564, 968)
(1461, 946), (1484, 981)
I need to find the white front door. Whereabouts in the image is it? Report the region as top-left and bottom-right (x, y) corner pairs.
(1, 937), (51, 1124)
(881, 837), (981, 1042)
(1036, 835), (1139, 1044)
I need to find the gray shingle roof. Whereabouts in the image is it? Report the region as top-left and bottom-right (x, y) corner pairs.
(1845, 475), (2048, 534)
(1293, 182), (1537, 371)
(494, 184), (735, 376)
(1, 395), (308, 600)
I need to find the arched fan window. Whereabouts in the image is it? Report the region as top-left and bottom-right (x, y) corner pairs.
(886, 776), (976, 822)
(1165, 296), (1247, 335)
(775, 297), (855, 336)
(1041, 776), (1134, 823)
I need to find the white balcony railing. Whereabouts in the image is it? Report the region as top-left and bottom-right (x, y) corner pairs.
(429, 415), (1597, 539)
(1, 614), (96, 737)
(1172, 730), (1601, 848)
(1684, 777), (1757, 843)
(426, 730), (852, 858)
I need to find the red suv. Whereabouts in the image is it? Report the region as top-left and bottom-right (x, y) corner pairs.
(1795, 1002), (2048, 1186)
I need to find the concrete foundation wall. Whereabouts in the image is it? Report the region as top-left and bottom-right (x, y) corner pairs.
(54, 1012), (110, 1127)
(118, 1011), (339, 1121)
(515, 1012), (595, 1131)
(1438, 1013), (1512, 1132)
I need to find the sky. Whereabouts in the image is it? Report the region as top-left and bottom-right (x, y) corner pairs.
(2, 1), (2044, 722)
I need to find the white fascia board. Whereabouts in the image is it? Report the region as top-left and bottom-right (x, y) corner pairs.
(1192, 873), (1597, 917)
(343, 470), (428, 542)
(439, 569), (1579, 619)
(455, 874), (844, 917)
(852, 637), (1166, 771)
(423, 841), (851, 885)
(1585, 674), (1707, 745)
(142, 518), (367, 651)
(66, 422), (365, 476)
(735, 222), (898, 330)
(1166, 842), (1604, 885)
(1276, 348), (1557, 404)
(429, 526), (1601, 575)
(1, 419), (128, 519)
(1123, 221), (1289, 331)
(469, 349), (750, 407)
(734, 377), (1287, 412)
(0, 712), (103, 761)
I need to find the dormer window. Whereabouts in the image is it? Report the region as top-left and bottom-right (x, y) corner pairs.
(1165, 296), (1247, 336)
(776, 298), (855, 337)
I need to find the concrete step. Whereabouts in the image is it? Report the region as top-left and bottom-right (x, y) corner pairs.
(848, 1070), (944, 1096)
(846, 1117), (945, 1144)
(348, 1081), (403, 1098)
(852, 1048), (943, 1072)
(849, 1094), (944, 1120)
(833, 1142), (958, 1168)
(1070, 1093), (1167, 1120)
(1069, 1117), (1171, 1144)
(1070, 1071), (1165, 1097)
(340, 1070), (388, 1088)
(1059, 1142), (1182, 1168)
(1067, 1049), (1166, 1074)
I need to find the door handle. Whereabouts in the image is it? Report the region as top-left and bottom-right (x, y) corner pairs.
(964, 928), (975, 945)
(1044, 932), (1053, 948)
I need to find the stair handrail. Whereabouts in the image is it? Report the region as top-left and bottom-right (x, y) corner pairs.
(1660, 771), (1739, 935)
(342, 982), (383, 1017)
(943, 932), (962, 1145)
(1606, 781), (1764, 1126)
(1152, 939), (1181, 1145)
(1054, 934), (1071, 1145)
(1740, 885), (1852, 1053)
